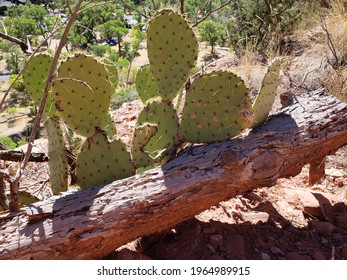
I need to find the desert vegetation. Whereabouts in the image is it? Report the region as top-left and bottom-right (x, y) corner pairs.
(0, 0), (346, 260)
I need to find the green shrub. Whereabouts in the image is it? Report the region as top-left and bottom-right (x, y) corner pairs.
(0, 137), (27, 149)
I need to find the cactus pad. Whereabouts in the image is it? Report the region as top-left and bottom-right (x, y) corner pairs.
(76, 131), (135, 189)
(22, 54), (57, 120)
(44, 116), (69, 194)
(135, 65), (160, 104)
(135, 100), (179, 164)
(52, 54), (112, 137)
(132, 123), (158, 169)
(252, 58), (282, 128)
(180, 71), (251, 143)
(147, 10), (199, 101)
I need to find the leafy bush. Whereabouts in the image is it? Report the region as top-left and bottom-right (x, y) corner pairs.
(0, 137), (26, 149)
(227, 0), (308, 56)
(9, 74), (26, 92)
(111, 84), (139, 109)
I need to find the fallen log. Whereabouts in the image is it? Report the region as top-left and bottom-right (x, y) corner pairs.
(0, 150), (48, 162)
(0, 89), (347, 260)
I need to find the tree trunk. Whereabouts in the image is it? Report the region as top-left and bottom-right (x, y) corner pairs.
(0, 90), (347, 260)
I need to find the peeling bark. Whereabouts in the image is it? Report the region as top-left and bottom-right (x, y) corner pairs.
(0, 90), (347, 260)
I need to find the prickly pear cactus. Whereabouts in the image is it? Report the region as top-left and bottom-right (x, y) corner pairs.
(44, 116), (69, 194)
(52, 54), (113, 138)
(251, 58), (282, 128)
(147, 10), (199, 102)
(180, 71), (252, 143)
(76, 131), (135, 189)
(22, 54), (57, 120)
(102, 58), (119, 90)
(134, 100), (179, 165)
(135, 65), (160, 104)
(132, 123), (158, 169)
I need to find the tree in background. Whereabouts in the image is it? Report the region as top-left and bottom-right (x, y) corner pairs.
(4, 3), (53, 42)
(0, 41), (25, 74)
(200, 20), (221, 54)
(98, 20), (129, 55)
(227, 0), (307, 56)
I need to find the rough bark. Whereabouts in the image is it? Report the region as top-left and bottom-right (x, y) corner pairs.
(0, 90), (347, 260)
(0, 150), (48, 162)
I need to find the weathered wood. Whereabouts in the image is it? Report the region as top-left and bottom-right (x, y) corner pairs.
(0, 150), (48, 162)
(0, 90), (347, 260)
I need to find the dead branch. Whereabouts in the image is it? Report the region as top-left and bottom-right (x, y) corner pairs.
(0, 90), (346, 259)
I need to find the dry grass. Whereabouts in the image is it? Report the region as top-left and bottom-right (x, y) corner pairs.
(316, 0), (347, 101)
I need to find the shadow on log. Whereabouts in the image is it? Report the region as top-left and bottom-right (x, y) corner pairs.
(0, 89), (347, 259)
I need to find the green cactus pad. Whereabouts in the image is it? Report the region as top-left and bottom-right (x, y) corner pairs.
(52, 54), (112, 137)
(147, 10), (199, 101)
(135, 65), (160, 104)
(132, 123), (158, 169)
(252, 58), (282, 128)
(102, 58), (118, 89)
(76, 131), (135, 189)
(136, 100), (179, 164)
(180, 71), (251, 143)
(44, 116), (69, 194)
(22, 54), (57, 120)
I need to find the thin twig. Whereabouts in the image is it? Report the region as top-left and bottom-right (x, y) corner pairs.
(180, 0), (184, 14)
(192, 0), (232, 27)
(11, 0), (84, 211)
(0, 31), (31, 54)
(151, 0), (157, 10)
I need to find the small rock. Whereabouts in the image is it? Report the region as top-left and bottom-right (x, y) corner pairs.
(209, 234), (223, 247)
(260, 252), (271, 260)
(286, 252), (311, 260)
(335, 178), (344, 188)
(325, 168), (344, 177)
(312, 250), (326, 260)
(309, 220), (336, 237)
(270, 246), (284, 255)
(240, 212), (270, 224)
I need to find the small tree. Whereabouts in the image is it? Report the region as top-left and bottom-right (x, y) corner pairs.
(200, 20), (220, 54)
(98, 20), (129, 55)
(0, 41), (25, 74)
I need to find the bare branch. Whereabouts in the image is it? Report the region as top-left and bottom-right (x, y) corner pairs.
(180, 0), (184, 14)
(192, 0), (233, 28)
(0, 31), (32, 54)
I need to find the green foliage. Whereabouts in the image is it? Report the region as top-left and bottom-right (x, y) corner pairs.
(0, 137), (27, 149)
(227, 0), (305, 55)
(4, 3), (53, 41)
(9, 74), (26, 93)
(200, 20), (221, 54)
(7, 107), (17, 116)
(88, 45), (111, 57)
(0, 137), (17, 149)
(111, 84), (139, 109)
(0, 41), (25, 74)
